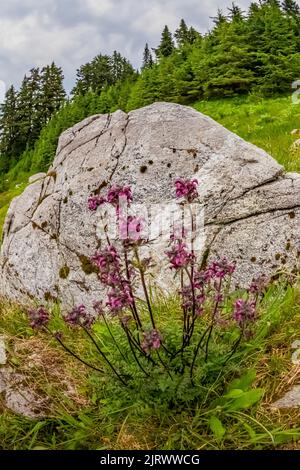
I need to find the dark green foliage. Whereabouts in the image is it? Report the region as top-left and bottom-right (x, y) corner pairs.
(155, 25), (175, 58)
(39, 63), (66, 127)
(174, 19), (190, 47)
(0, 62), (65, 175)
(142, 43), (154, 69)
(0, 86), (18, 172)
(72, 51), (135, 96)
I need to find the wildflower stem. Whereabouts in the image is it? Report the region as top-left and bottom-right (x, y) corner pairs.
(123, 246), (142, 329)
(45, 327), (105, 374)
(190, 324), (212, 383)
(204, 278), (223, 362)
(134, 248), (156, 330)
(81, 326), (127, 386)
(100, 213), (112, 246)
(125, 328), (151, 377)
(223, 332), (243, 366)
(103, 314), (128, 363)
(156, 351), (173, 381)
(183, 267), (196, 347)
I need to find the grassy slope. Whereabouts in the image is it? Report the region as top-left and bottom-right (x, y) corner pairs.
(0, 184), (26, 239)
(194, 95), (300, 173)
(1, 283), (300, 449)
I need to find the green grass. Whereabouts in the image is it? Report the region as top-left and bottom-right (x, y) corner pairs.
(0, 184), (26, 239)
(194, 95), (300, 172)
(1, 282), (300, 450)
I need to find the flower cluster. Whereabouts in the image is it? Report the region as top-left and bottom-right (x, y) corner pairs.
(106, 285), (133, 316)
(119, 215), (144, 241)
(92, 245), (121, 286)
(88, 186), (133, 212)
(107, 186), (132, 206)
(27, 177), (268, 389)
(166, 240), (195, 269)
(88, 195), (106, 211)
(233, 299), (256, 328)
(175, 178), (199, 202)
(28, 307), (50, 329)
(92, 244), (134, 316)
(64, 304), (95, 329)
(142, 329), (162, 353)
(181, 285), (206, 316)
(249, 275), (267, 295)
(206, 258), (236, 280)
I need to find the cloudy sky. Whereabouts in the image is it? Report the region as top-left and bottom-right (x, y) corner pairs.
(0, 0), (256, 96)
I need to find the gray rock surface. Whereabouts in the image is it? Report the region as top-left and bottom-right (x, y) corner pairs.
(0, 367), (46, 418)
(1, 102), (300, 310)
(0, 337), (7, 365)
(271, 386), (300, 409)
(291, 139), (300, 151)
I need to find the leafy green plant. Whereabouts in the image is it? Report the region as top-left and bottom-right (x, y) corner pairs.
(28, 179), (267, 409)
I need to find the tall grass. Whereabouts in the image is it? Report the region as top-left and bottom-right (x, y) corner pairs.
(1, 281), (300, 450)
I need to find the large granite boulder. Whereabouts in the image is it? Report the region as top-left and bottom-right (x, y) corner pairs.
(1, 102), (300, 310)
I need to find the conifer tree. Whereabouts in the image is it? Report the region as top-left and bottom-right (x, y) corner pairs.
(188, 27), (201, 45)
(228, 2), (245, 21)
(211, 9), (228, 26)
(142, 43), (154, 69)
(72, 52), (135, 96)
(16, 68), (41, 150)
(39, 62), (66, 127)
(155, 25), (175, 58)
(0, 85), (19, 169)
(175, 19), (190, 47)
(282, 0), (300, 16)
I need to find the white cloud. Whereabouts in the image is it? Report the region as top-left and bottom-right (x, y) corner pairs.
(0, 0), (259, 93)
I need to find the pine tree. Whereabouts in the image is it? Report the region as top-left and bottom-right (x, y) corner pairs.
(155, 25), (175, 58)
(175, 19), (189, 47)
(228, 3), (245, 21)
(16, 68), (41, 151)
(0, 85), (19, 170)
(282, 0), (300, 51)
(39, 62), (66, 127)
(249, 0), (300, 94)
(188, 27), (201, 45)
(282, 0), (300, 16)
(142, 43), (154, 69)
(211, 9), (228, 26)
(72, 52), (135, 96)
(198, 12), (254, 98)
(111, 51), (135, 82)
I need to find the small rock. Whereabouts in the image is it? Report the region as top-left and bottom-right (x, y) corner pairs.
(28, 172), (46, 184)
(291, 129), (300, 137)
(0, 337), (7, 365)
(0, 368), (47, 418)
(290, 139), (300, 153)
(272, 386), (300, 409)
